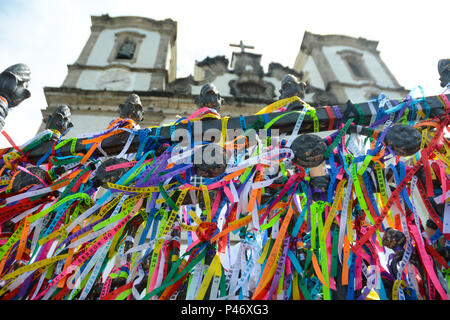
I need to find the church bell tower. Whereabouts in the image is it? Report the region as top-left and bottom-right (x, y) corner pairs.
(39, 14), (177, 137)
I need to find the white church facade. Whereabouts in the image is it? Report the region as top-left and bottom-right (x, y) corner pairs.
(39, 14), (408, 138)
(295, 31), (408, 105)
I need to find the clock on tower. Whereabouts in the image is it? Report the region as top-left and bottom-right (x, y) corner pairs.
(96, 69), (132, 90)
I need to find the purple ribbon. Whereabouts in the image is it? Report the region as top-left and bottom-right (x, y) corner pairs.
(357, 287), (372, 300)
(267, 237), (290, 299)
(17, 272), (34, 299)
(134, 150), (171, 187)
(57, 214), (109, 249)
(332, 105), (342, 129)
(144, 164), (192, 186)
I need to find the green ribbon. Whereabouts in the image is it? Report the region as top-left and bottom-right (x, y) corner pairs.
(158, 183), (179, 212)
(330, 226), (339, 278)
(354, 104), (364, 125)
(317, 205), (330, 300)
(28, 192), (92, 224)
(55, 138), (78, 156)
(143, 243), (211, 299)
(324, 118), (354, 159)
(22, 132), (55, 152)
(260, 208), (285, 231)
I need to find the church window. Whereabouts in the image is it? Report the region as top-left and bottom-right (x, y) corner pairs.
(108, 31), (146, 64)
(337, 50), (372, 81)
(369, 93), (378, 101)
(116, 40), (136, 60)
(348, 59), (364, 78)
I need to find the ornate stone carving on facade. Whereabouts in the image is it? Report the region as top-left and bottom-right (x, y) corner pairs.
(267, 62), (304, 81)
(169, 50), (304, 103)
(169, 34), (391, 106)
(228, 51), (275, 100)
(307, 85), (339, 106)
(167, 75), (196, 95)
(228, 77), (275, 100)
(196, 56), (229, 79)
(167, 56), (228, 95)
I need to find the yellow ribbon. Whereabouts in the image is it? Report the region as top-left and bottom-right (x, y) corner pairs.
(255, 96), (303, 115)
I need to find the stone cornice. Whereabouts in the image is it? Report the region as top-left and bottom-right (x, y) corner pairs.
(66, 63), (168, 74)
(43, 86), (276, 109)
(300, 31), (379, 54)
(113, 30), (146, 39)
(327, 80), (408, 92)
(91, 14), (177, 37)
(42, 86), (269, 125)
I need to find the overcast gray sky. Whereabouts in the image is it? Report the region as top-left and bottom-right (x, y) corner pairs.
(0, 0), (448, 147)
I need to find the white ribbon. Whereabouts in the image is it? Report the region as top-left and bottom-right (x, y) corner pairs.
(79, 238), (112, 300)
(185, 259), (205, 300)
(5, 186), (56, 205)
(367, 100), (377, 127)
(225, 148), (294, 173)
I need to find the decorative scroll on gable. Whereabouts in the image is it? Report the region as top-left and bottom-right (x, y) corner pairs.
(228, 51), (275, 100)
(167, 55), (229, 95)
(267, 62), (304, 81)
(228, 76), (275, 100)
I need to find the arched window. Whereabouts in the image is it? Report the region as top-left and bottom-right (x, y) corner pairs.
(108, 31), (146, 64)
(348, 59), (364, 78)
(116, 40), (136, 60)
(337, 50), (372, 81)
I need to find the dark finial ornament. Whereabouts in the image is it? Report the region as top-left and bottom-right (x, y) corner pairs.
(309, 176), (330, 192)
(11, 166), (48, 193)
(45, 104), (73, 135)
(118, 93), (144, 123)
(438, 59), (450, 88)
(385, 124), (422, 156)
(195, 83), (224, 113)
(92, 158), (130, 188)
(290, 134), (327, 168)
(0, 63), (31, 130)
(382, 227), (406, 250)
(193, 143), (227, 178)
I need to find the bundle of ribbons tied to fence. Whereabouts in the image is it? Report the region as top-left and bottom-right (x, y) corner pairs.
(0, 88), (448, 300)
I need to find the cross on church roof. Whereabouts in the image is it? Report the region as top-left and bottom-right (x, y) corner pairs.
(229, 40), (254, 53)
